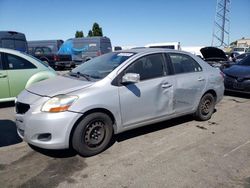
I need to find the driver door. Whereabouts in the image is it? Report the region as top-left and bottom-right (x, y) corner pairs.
(118, 53), (175, 127)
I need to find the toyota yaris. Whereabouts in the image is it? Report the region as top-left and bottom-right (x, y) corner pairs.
(15, 48), (224, 156)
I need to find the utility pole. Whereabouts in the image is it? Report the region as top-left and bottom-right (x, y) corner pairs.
(211, 0), (230, 47)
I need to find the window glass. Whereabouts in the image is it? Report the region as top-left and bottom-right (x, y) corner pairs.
(236, 54), (246, 59)
(34, 47), (52, 55)
(14, 40), (27, 52)
(7, 53), (36, 70)
(125, 54), (165, 81)
(73, 41), (98, 51)
(72, 52), (135, 80)
(2, 39), (15, 49)
(169, 53), (202, 74)
(238, 55), (250, 66)
(149, 45), (175, 49)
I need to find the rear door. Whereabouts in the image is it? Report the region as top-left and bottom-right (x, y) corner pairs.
(118, 53), (175, 127)
(0, 53), (10, 99)
(3, 53), (38, 97)
(168, 53), (206, 113)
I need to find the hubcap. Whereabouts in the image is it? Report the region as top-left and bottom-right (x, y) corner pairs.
(201, 98), (212, 115)
(84, 121), (105, 148)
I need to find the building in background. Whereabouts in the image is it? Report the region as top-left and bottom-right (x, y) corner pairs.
(236, 38), (250, 47)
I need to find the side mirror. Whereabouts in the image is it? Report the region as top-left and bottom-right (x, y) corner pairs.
(121, 73), (140, 84)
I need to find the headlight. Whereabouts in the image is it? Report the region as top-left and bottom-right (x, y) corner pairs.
(41, 95), (78, 112)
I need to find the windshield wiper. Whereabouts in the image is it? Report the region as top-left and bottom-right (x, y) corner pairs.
(68, 71), (91, 81)
(77, 72), (91, 81)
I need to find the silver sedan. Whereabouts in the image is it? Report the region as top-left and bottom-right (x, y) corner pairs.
(15, 48), (224, 156)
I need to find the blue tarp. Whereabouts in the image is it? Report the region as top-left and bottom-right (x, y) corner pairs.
(58, 39), (88, 55)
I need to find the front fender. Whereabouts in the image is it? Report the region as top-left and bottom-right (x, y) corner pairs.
(25, 71), (57, 89)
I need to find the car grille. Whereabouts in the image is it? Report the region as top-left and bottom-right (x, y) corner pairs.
(15, 102), (30, 114)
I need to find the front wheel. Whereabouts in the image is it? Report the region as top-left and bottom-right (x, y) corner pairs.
(72, 113), (113, 157)
(194, 93), (215, 121)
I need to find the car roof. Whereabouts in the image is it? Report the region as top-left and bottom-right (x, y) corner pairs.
(0, 47), (25, 54)
(118, 48), (181, 54)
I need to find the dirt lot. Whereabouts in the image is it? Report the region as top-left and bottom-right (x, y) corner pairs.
(0, 93), (250, 188)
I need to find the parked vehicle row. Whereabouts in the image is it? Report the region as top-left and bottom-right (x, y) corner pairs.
(15, 48), (224, 156)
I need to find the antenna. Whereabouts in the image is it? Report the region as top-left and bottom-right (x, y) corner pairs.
(211, 0), (230, 47)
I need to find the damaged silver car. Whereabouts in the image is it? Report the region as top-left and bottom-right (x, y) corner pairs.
(15, 48), (224, 156)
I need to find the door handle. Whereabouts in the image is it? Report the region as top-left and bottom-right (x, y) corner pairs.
(198, 77), (205, 81)
(0, 74), (7, 78)
(162, 83), (172, 88)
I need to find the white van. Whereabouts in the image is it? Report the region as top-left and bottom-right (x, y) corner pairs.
(233, 47), (249, 55)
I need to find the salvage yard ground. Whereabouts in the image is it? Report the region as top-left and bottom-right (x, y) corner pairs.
(0, 93), (250, 188)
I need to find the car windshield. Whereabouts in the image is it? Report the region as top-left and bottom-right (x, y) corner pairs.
(71, 52), (135, 80)
(237, 55), (250, 66)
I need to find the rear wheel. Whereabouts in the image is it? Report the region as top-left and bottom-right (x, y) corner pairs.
(72, 113), (113, 157)
(194, 93), (215, 121)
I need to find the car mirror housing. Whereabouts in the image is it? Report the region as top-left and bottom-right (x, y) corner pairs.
(121, 73), (140, 84)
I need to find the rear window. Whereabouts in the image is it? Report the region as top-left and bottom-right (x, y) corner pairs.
(1, 39), (27, 52)
(2, 39), (15, 49)
(14, 40), (27, 52)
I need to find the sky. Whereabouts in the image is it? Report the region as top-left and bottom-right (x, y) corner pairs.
(0, 0), (249, 47)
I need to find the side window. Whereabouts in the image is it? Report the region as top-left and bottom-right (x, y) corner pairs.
(125, 53), (166, 81)
(6, 53), (36, 70)
(169, 53), (202, 74)
(2, 39), (15, 49)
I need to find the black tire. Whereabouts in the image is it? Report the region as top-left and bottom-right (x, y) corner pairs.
(72, 112), (113, 157)
(194, 93), (215, 121)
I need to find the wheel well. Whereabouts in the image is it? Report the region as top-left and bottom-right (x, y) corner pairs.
(204, 90), (217, 101)
(69, 108), (116, 148)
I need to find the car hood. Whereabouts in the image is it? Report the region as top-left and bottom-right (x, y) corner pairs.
(26, 75), (93, 97)
(200, 47), (227, 61)
(223, 65), (250, 78)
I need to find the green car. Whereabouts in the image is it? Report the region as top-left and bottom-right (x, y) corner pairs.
(0, 48), (57, 102)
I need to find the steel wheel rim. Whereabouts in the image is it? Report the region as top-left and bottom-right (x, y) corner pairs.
(201, 98), (212, 115)
(84, 121), (106, 148)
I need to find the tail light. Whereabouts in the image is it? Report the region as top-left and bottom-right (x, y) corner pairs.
(96, 51), (102, 56)
(220, 71), (225, 79)
(54, 55), (59, 61)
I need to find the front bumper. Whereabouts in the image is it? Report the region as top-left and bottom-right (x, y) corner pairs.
(224, 76), (250, 93)
(15, 92), (82, 149)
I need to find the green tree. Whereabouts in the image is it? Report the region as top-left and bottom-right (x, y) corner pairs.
(88, 30), (93, 37)
(75, 30), (84, 38)
(92, 22), (103, 36)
